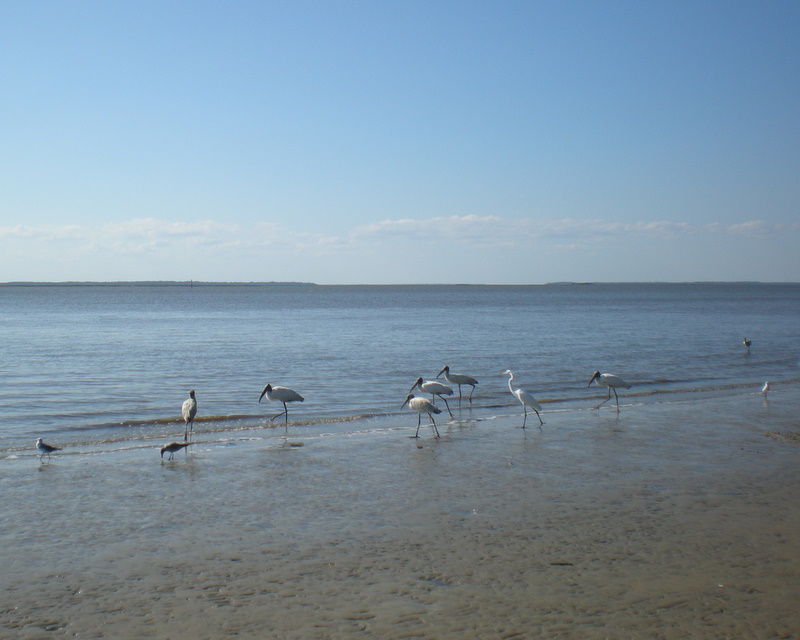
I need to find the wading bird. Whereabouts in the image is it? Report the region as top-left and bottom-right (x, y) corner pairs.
(36, 438), (61, 461)
(409, 377), (454, 417)
(743, 337), (752, 349)
(182, 390), (197, 441)
(259, 383), (304, 423)
(588, 371), (631, 412)
(401, 394), (441, 438)
(161, 441), (191, 461)
(436, 366), (478, 403)
(502, 370), (543, 428)
(761, 381), (770, 396)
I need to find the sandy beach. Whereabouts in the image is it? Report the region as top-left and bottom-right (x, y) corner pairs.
(2, 391), (799, 639)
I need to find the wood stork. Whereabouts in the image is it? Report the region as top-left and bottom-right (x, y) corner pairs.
(259, 383), (304, 423)
(761, 381), (770, 396)
(436, 366), (478, 403)
(588, 371), (631, 412)
(401, 394), (441, 438)
(409, 377), (454, 417)
(36, 438), (61, 461)
(182, 390), (197, 441)
(161, 441), (191, 460)
(502, 370), (543, 428)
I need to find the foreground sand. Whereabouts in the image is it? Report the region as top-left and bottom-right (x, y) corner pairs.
(3, 394), (799, 639)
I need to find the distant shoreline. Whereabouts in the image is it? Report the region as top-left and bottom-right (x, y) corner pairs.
(0, 280), (796, 287)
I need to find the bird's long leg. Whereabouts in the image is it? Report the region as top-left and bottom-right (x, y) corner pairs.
(269, 404), (289, 423)
(439, 395), (453, 418)
(457, 385), (463, 403)
(468, 386), (475, 404)
(613, 388), (620, 412)
(429, 414), (440, 438)
(414, 413), (422, 438)
(533, 408), (543, 427)
(522, 406), (527, 429)
(593, 387), (612, 410)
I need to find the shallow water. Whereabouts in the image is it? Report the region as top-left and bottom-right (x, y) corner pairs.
(1, 283), (799, 637)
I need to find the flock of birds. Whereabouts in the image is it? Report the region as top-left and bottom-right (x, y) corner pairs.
(35, 342), (772, 461)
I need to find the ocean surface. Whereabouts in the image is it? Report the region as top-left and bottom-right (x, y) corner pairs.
(0, 282), (798, 455)
(2, 282), (800, 638)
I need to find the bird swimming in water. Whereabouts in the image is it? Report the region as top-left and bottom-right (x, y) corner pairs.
(36, 438), (61, 461)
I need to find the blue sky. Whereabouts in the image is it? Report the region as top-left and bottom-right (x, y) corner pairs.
(1, 1), (798, 283)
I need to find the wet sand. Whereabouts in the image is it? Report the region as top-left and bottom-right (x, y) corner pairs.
(2, 393), (800, 639)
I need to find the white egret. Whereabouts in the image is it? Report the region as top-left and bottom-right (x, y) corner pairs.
(761, 381), (770, 396)
(259, 383), (304, 423)
(36, 438), (61, 461)
(401, 394), (441, 438)
(436, 366), (478, 403)
(409, 377), (454, 417)
(161, 441), (191, 460)
(588, 371), (631, 412)
(182, 390), (197, 441)
(502, 370), (543, 428)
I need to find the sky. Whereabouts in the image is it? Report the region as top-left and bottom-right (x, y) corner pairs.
(1, 1), (798, 284)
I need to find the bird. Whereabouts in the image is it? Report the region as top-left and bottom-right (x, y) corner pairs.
(259, 383), (304, 423)
(588, 371), (631, 412)
(502, 370), (543, 428)
(401, 393), (441, 438)
(436, 366), (478, 403)
(409, 377), (454, 417)
(743, 337), (752, 349)
(761, 381), (770, 396)
(36, 438), (61, 461)
(182, 390), (197, 441)
(161, 441), (191, 460)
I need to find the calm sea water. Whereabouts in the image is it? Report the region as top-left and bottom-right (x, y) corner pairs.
(1, 282), (798, 456)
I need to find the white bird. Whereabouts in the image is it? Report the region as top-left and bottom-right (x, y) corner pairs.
(182, 390), (197, 441)
(761, 381), (770, 396)
(502, 370), (543, 428)
(161, 441), (191, 460)
(588, 371), (631, 412)
(436, 366), (478, 403)
(401, 393), (441, 438)
(259, 383), (304, 423)
(36, 438), (61, 461)
(409, 377), (454, 417)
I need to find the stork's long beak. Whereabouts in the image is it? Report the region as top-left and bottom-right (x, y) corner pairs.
(401, 395), (410, 409)
(259, 386), (268, 403)
(436, 367), (446, 378)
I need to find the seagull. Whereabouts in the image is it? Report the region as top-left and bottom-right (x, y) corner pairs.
(161, 441), (191, 460)
(401, 393), (441, 438)
(259, 383), (304, 423)
(182, 390), (197, 441)
(409, 377), (454, 417)
(502, 370), (543, 428)
(436, 366), (478, 403)
(36, 438), (61, 461)
(588, 371), (631, 412)
(761, 381), (770, 396)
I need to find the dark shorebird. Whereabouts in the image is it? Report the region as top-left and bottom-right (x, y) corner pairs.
(589, 371), (632, 412)
(436, 366), (478, 404)
(259, 383), (304, 423)
(161, 441), (191, 460)
(36, 438), (61, 461)
(182, 390), (197, 441)
(743, 337), (752, 349)
(401, 393), (441, 438)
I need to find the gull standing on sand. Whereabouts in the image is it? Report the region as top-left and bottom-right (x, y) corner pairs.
(259, 383), (304, 423)
(409, 377), (454, 418)
(401, 394), (441, 438)
(588, 371), (631, 412)
(36, 438), (61, 461)
(161, 441), (191, 461)
(182, 390), (197, 441)
(436, 366), (478, 404)
(502, 370), (543, 428)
